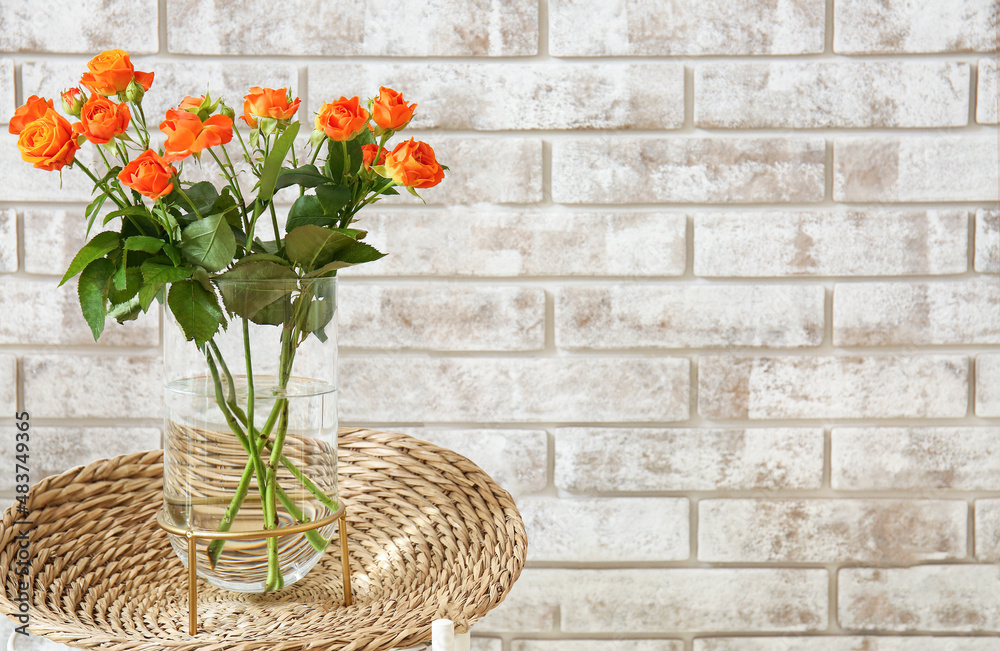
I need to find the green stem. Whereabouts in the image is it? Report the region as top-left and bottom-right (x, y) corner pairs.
(75, 163), (128, 210)
(203, 289), (335, 590)
(268, 200), (282, 243)
(209, 340), (249, 425)
(339, 179), (397, 229)
(206, 458), (254, 569)
(243, 318), (256, 460)
(132, 101), (150, 149)
(173, 185), (204, 220)
(204, 346), (269, 523)
(276, 485), (328, 553)
(217, 145), (252, 238)
(205, 319), (258, 566)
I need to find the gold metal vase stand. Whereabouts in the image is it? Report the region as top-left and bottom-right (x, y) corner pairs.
(156, 504), (353, 635)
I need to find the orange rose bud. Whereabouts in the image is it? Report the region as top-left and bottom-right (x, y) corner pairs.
(60, 88), (86, 118)
(9, 95), (55, 135)
(383, 138), (444, 189)
(117, 149), (176, 200)
(241, 86), (300, 128)
(177, 96), (205, 112)
(371, 86), (416, 132)
(314, 97), (369, 142)
(361, 144), (386, 170)
(78, 94), (131, 144)
(16, 108), (81, 171)
(80, 49), (154, 97)
(160, 109), (234, 161)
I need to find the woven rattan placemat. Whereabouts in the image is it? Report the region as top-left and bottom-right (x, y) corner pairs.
(0, 428), (526, 650)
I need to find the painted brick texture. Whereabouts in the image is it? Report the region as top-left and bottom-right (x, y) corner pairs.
(2, 1), (999, 649)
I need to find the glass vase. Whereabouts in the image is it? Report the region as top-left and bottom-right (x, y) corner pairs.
(162, 276), (339, 593)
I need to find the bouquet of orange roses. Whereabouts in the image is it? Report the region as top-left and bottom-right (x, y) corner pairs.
(10, 49), (444, 591)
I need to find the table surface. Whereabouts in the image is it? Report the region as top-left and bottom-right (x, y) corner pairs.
(0, 428), (526, 651)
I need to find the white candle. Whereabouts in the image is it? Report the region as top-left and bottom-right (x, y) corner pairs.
(454, 631), (471, 651)
(431, 619), (455, 651)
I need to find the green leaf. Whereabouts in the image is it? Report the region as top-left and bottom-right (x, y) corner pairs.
(180, 213), (237, 272)
(213, 189), (242, 228)
(60, 231), (119, 287)
(315, 185), (351, 215)
(284, 225), (357, 270)
(253, 239), (281, 256)
(405, 185), (425, 202)
(109, 266), (141, 303)
(286, 195), (330, 231)
(103, 205), (155, 226)
(141, 261), (193, 285)
(124, 236), (164, 254)
(138, 282), (164, 311)
(112, 254), (128, 290)
(297, 294), (335, 334)
(302, 241), (385, 277)
(324, 139), (345, 183)
(334, 239), (387, 265)
(345, 138), (363, 177)
(78, 258), (114, 340)
(157, 204), (183, 240)
(108, 297), (141, 323)
(234, 253), (293, 267)
(216, 261), (297, 324)
(167, 280), (225, 348)
(302, 260), (351, 278)
(162, 243), (182, 267)
(84, 191), (109, 237)
(258, 121), (301, 203)
(274, 164), (330, 192)
(171, 181), (219, 218)
(191, 267), (215, 293)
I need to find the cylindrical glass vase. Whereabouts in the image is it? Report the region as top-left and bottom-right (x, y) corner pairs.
(163, 276), (339, 593)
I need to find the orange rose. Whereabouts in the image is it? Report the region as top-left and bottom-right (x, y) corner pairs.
(383, 138), (444, 189)
(314, 97), (368, 141)
(241, 86), (300, 128)
(16, 108), (81, 171)
(78, 94), (131, 144)
(9, 95), (54, 135)
(371, 87), (416, 132)
(60, 88), (85, 117)
(80, 49), (154, 97)
(361, 144), (386, 170)
(118, 149), (176, 199)
(160, 109), (233, 161)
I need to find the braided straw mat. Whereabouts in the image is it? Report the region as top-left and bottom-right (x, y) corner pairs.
(0, 428), (526, 650)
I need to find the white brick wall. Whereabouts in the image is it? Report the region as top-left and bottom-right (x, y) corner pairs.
(2, 0), (999, 649)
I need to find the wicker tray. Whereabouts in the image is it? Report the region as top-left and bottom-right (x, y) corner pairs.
(0, 428), (526, 651)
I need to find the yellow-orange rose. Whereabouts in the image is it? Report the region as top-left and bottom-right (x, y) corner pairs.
(160, 109), (233, 161)
(383, 138), (444, 189)
(9, 96), (54, 135)
(241, 86), (300, 128)
(118, 149), (175, 199)
(372, 87), (416, 131)
(79, 94), (131, 144)
(314, 97), (368, 141)
(16, 108), (81, 171)
(80, 49), (154, 97)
